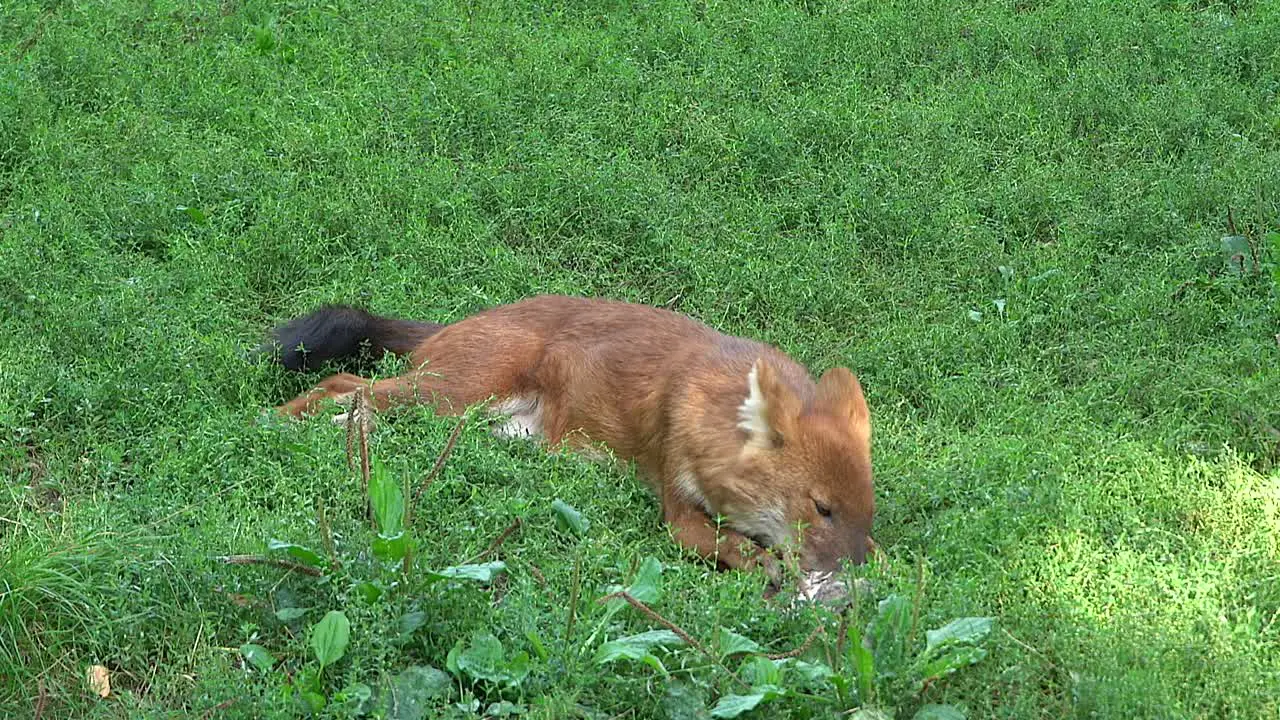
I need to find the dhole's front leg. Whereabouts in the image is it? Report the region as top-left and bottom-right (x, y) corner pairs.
(662, 490), (781, 585)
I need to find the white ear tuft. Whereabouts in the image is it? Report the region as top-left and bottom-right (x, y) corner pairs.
(736, 361), (774, 448)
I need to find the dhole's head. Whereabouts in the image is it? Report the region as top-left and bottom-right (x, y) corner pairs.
(732, 358), (874, 573)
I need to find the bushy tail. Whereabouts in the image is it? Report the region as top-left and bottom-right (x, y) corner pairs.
(257, 305), (445, 371)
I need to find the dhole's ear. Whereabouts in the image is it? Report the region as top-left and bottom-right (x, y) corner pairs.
(737, 358), (800, 450)
(815, 367), (870, 435)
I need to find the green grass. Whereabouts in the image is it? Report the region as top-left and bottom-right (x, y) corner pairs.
(2, 0), (1279, 716)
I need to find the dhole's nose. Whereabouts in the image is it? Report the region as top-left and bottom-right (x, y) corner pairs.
(848, 539), (868, 566)
(808, 540), (867, 572)
(843, 534), (872, 567)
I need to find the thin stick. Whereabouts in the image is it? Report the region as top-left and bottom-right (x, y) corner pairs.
(200, 698), (237, 719)
(767, 623), (826, 660)
(216, 555), (323, 577)
(316, 496), (338, 570)
(834, 600), (855, 671)
(356, 390), (372, 522)
(596, 590), (750, 690)
(344, 396), (357, 472)
(1002, 628), (1059, 672)
(413, 417), (466, 502)
(906, 551), (925, 652)
(465, 518), (522, 564)
(402, 454), (413, 577)
(564, 553), (582, 648)
(33, 677), (47, 720)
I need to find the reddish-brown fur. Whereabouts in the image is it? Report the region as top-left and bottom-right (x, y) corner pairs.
(271, 295), (875, 581)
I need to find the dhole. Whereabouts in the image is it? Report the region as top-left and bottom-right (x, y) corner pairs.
(262, 295), (874, 582)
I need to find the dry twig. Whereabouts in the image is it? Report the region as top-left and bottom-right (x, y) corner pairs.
(33, 677), (47, 720)
(413, 417), (466, 502)
(216, 555), (323, 577)
(465, 518), (522, 564)
(767, 623), (826, 660)
(596, 590), (750, 690)
(200, 698), (238, 719)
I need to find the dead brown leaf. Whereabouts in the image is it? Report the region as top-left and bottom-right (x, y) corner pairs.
(87, 664), (110, 698)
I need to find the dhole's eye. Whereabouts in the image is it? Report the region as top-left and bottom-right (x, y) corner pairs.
(814, 500), (832, 518)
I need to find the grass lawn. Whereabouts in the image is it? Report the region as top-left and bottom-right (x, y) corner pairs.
(3, 0), (1279, 717)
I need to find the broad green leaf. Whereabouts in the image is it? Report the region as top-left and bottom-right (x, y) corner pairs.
(178, 205), (208, 225)
(919, 645), (988, 684)
(709, 686), (784, 718)
(240, 643), (276, 673)
(716, 627), (761, 658)
(594, 629), (685, 664)
(454, 632), (503, 681)
(369, 458), (404, 537)
(275, 606), (310, 622)
(485, 701), (526, 716)
(524, 628), (548, 661)
(640, 652), (670, 678)
(739, 656), (782, 687)
(789, 659), (834, 687)
(336, 682), (373, 714)
(338, 682), (372, 702)
(709, 693), (764, 719)
(452, 632), (529, 687)
(296, 666), (323, 692)
(913, 704), (966, 720)
(253, 27), (276, 53)
(605, 556), (664, 614)
(353, 581), (383, 603)
(627, 556), (663, 603)
(425, 561), (507, 583)
(551, 499), (589, 536)
(385, 665), (454, 719)
(397, 611), (427, 639)
(924, 617), (994, 657)
(831, 673), (852, 707)
(865, 593), (912, 671)
(372, 532), (410, 563)
(504, 651), (531, 685)
(850, 709), (894, 720)
(267, 539), (325, 568)
(298, 690), (327, 714)
(662, 681), (712, 720)
(445, 639), (463, 676)
(850, 641), (875, 704)
(311, 610), (351, 669)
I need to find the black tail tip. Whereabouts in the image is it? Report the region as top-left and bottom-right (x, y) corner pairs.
(253, 304), (378, 372)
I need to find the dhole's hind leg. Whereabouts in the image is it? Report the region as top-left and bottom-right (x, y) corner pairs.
(275, 373), (367, 418)
(274, 372), (434, 419)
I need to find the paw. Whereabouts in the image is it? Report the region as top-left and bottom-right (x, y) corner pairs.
(754, 550), (784, 588)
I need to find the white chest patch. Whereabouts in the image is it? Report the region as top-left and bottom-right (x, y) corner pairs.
(672, 465), (710, 514)
(724, 504), (788, 549)
(489, 395), (544, 440)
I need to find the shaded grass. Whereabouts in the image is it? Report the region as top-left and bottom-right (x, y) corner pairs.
(1, 0), (1279, 717)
